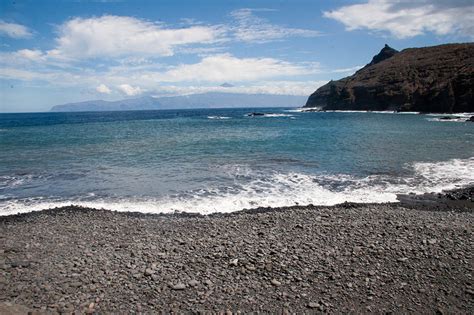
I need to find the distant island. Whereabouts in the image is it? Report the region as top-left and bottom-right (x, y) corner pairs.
(304, 43), (473, 113)
(51, 92), (307, 112)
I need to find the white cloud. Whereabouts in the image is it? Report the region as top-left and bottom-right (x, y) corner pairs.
(0, 52), (322, 96)
(0, 20), (32, 38)
(118, 84), (143, 96)
(0, 67), (76, 82)
(160, 53), (319, 82)
(16, 49), (46, 62)
(0, 11), (324, 98)
(230, 8), (321, 43)
(153, 81), (327, 96)
(96, 83), (111, 94)
(0, 64), (324, 97)
(330, 65), (363, 74)
(51, 15), (223, 59)
(324, 0), (474, 39)
(0, 50), (43, 65)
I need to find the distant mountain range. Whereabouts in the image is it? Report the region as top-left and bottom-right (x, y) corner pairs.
(304, 43), (474, 113)
(51, 92), (307, 112)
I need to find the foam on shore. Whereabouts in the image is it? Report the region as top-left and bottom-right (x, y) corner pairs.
(1, 157), (472, 216)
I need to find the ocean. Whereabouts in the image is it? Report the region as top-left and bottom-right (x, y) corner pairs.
(0, 108), (473, 215)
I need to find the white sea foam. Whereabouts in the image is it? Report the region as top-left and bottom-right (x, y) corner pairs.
(286, 107), (322, 113)
(0, 174), (36, 189)
(426, 112), (473, 122)
(262, 113), (294, 117)
(285, 108), (426, 115)
(1, 157), (472, 216)
(245, 113), (294, 118)
(427, 117), (469, 122)
(427, 112), (474, 118)
(207, 116), (231, 120)
(288, 109), (422, 114)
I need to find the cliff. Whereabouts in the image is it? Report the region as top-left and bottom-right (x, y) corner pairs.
(304, 43), (474, 113)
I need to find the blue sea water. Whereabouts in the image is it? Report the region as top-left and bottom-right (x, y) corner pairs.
(0, 108), (473, 215)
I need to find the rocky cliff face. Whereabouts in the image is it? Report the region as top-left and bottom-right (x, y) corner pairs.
(304, 43), (474, 113)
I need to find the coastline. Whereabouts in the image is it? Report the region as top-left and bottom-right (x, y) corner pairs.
(1, 188), (473, 313)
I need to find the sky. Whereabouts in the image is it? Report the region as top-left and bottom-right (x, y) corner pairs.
(0, 0), (473, 112)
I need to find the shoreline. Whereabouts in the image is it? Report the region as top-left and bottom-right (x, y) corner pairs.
(1, 187), (473, 313)
(1, 185), (473, 220)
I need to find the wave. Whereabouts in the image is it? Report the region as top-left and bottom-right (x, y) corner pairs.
(263, 113), (294, 117)
(426, 113), (473, 122)
(286, 109), (421, 114)
(207, 116), (231, 120)
(285, 108), (321, 113)
(426, 112), (474, 118)
(246, 112), (295, 118)
(0, 174), (38, 189)
(324, 110), (400, 114)
(1, 157), (472, 216)
(427, 117), (469, 122)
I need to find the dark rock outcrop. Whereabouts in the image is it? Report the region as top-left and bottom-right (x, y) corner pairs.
(305, 43), (474, 113)
(247, 112), (265, 116)
(368, 44), (399, 66)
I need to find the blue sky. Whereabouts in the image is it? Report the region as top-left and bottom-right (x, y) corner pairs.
(0, 0), (473, 112)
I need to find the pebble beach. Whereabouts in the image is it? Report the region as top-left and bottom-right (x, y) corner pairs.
(1, 189), (473, 313)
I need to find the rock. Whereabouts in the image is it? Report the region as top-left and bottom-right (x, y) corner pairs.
(307, 302), (321, 309)
(304, 43), (474, 113)
(229, 258), (238, 266)
(70, 281), (82, 288)
(171, 283), (186, 290)
(10, 261), (31, 268)
(271, 279), (282, 286)
(368, 44), (399, 66)
(1, 198), (473, 313)
(468, 116), (474, 122)
(0, 302), (33, 314)
(301, 108), (320, 112)
(144, 268), (154, 276)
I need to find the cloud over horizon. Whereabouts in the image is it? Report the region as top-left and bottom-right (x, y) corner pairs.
(96, 83), (111, 94)
(118, 84), (143, 96)
(159, 53), (319, 82)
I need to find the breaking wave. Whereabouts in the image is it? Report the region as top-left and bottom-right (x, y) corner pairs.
(1, 157), (472, 216)
(207, 116), (231, 120)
